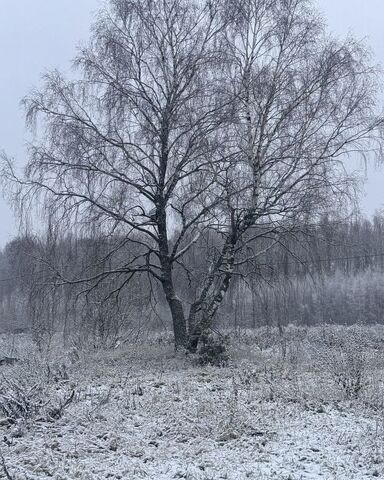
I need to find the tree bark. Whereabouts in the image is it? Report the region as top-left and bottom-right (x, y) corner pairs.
(157, 193), (188, 349)
(187, 239), (236, 352)
(167, 295), (188, 349)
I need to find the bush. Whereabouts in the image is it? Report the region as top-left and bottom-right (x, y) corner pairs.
(198, 333), (230, 367)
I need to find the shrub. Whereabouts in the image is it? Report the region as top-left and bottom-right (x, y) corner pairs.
(198, 333), (230, 367)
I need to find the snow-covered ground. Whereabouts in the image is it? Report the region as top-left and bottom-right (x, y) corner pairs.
(1, 326), (384, 479)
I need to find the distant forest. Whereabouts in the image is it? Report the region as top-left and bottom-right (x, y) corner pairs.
(1, 213), (384, 346)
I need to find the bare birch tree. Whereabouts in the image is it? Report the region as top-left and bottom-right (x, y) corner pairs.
(2, 0), (382, 349)
(186, 0), (383, 348)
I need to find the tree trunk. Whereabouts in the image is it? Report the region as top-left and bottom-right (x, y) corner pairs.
(167, 294), (188, 349)
(159, 261), (188, 349)
(187, 303), (200, 351)
(156, 185), (188, 349)
(187, 241), (236, 352)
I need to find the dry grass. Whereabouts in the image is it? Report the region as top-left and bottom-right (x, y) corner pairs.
(0, 325), (384, 479)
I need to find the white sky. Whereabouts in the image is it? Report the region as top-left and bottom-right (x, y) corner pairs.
(0, 0), (383, 246)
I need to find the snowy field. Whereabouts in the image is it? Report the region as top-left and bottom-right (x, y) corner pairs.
(1, 326), (384, 479)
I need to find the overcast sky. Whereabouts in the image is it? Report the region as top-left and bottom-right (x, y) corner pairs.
(0, 0), (383, 246)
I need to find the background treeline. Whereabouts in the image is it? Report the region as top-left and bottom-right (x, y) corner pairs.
(1, 213), (384, 346)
